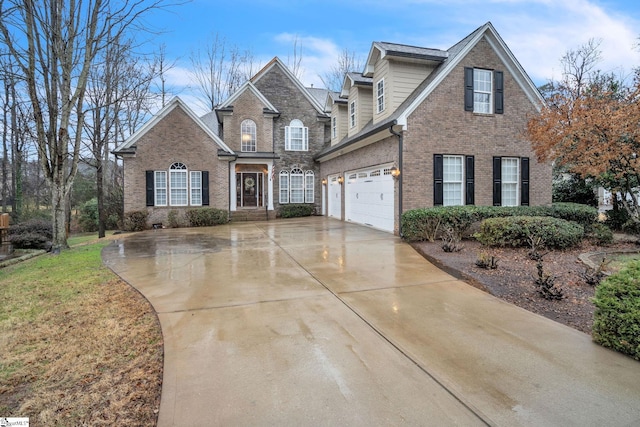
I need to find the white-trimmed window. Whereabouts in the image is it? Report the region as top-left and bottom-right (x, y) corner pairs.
(190, 171), (202, 206)
(155, 171), (167, 206)
(305, 171), (314, 203)
(285, 119), (308, 151)
(376, 78), (385, 113)
(474, 69), (492, 114)
(279, 167), (314, 204)
(170, 162), (188, 206)
(349, 101), (356, 128)
(241, 119), (257, 152)
(332, 116), (337, 139)
(279, 171), (289, 204)
(290, 168), (304, 203)
(443, 155), (463, 206)
(501, 157), (519, 206)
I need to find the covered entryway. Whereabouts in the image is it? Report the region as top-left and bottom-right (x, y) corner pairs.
(344, 165), (395, 232)
(236, 172), (264, 208)
(327, 174), (342, 219)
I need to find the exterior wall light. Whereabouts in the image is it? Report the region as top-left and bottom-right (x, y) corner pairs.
(337, 176), (344, 185)
(322, 178), (327, 185)
(390, 166), (400, 179)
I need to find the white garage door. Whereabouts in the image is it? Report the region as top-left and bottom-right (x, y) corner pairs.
(345, 166), (395, 232)
(328, 174), (342, 219)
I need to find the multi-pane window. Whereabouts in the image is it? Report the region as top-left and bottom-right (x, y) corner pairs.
(474, 69), (492, 114)
(332, 116), (337, 139)
(155, 171), (167, 206)
(279, 167), (314, 204)
(305, 171), (314, 203)
(190, 171), (202, 206)
(501, 157), (519, 206)
(241, 119), (257, 152)
(443, 155), (463, 206)
(170, 162), (188, 206)
(279, 171), (289, 204)
(376, 79), (385, 113)
(285, 119), (308, 151)
(349, 101), (356, 128)
(290, 168), (304, 203)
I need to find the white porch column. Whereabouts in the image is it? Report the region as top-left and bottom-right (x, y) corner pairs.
(267, 161), (274, 211)
(230, 162), (237, 211)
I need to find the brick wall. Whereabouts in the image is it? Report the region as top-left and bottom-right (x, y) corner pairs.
(123, 105), (229, 226)
(403, 38), (552, 210)
(252, 65), (331, 214)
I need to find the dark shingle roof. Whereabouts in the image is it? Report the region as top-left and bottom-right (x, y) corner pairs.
(374, 42), (448, 62)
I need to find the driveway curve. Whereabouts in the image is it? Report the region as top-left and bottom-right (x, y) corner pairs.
(103, 217), (640, 426)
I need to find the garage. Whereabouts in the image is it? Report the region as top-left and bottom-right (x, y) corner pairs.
(344, 165), (395, 232)
(327, 174), (342, 219)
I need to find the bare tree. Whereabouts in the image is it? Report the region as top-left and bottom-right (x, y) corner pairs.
(286, 35), (304, 80)
(0, 0), (169, 251)
(190, 33), (255, 111)
(320, 48), (364, 92)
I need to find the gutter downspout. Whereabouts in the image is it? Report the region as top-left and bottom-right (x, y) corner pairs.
(389, 124), (403, 237)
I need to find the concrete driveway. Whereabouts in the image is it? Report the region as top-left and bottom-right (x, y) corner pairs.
(103, 217), (640, 426)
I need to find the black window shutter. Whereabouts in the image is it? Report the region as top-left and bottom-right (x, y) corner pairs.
(465, 156), (475, 205)
(494, 70), (504, 114)
(464, 67), (474, 112)
(520, 158), (530, 206)
(492, 157), (502, 206)
(146, 170), (154, 207)
(434, 154), (443, 206)
(202, 171), (210, 206)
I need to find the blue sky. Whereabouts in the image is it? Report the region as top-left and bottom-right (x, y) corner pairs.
(145, 0), (640, 112)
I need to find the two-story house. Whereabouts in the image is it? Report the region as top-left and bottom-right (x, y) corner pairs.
(114, 22), (551, 234)
(317, 22), (551, 233)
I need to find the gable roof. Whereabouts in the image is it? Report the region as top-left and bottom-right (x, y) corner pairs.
(364, 42), (448, 76)
(340, 72), (373, 97)
(250, 57), (328, 116)
(113, 97), (233, 155)
(217, 80), (279, 113)
(316, 22), (545, 162)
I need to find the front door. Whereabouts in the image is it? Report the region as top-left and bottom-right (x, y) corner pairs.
(236, 172), (263, 208)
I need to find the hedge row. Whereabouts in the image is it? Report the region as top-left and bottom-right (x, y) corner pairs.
(185, 208), (228, 227)
(279, 204), (315, 218)
(8, 219), (53, 250)
(401, 203), (598, 242)
(474, 216), (584, 249)
(593, 261), (640, 360)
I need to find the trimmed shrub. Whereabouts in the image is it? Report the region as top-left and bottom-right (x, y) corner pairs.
(553, 174), (598, 207)
(123, 210), (148, 232)
(474, 216), (584, 249)
(8, 219), (53, 250)
(588, 222), (614, 245)
(78, 198), (99, 232)
(549, 202), (598, 231)
(167, 210), (182, 228)
(592, 261), (640, 360)
(185, 208), (228, 227)
(279, 204), (315, 218)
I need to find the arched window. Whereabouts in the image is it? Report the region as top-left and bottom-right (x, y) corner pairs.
(241, 119), (257, 152)
(285, 119), (308, 151)
(278, 166), (314, 204)
(170, 162), (188, 206)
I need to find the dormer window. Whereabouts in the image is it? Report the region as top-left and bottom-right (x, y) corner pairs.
(285, 119), (308, 151)
(241, 119), (257, 152)
(376, 79), (385, 113)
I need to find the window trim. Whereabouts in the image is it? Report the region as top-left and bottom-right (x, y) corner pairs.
(473, 69), (493, 114)
(349, 101), (356, 128)
(190, 171), (202, 206)
(285, 119), (308, 151)
(169, 163), (188, 207)
(376, 78), (385, 113)
(279, 167), (315, 204)
(154, 171), (167, 207)
(241, 119), (257, 152)
(501, 157), (519, 207)
(331, 116), (337, 139)
(442, 155), (464, 206)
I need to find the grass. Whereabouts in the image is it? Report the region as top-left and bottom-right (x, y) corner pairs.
(67, 230), (116, 247)
(0, 241), (163, 426)
(606, 252), (640, 273)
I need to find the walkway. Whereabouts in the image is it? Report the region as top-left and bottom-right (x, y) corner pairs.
(102, 217), (640, 426)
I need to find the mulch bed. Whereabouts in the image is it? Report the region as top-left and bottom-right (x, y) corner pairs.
(412, 238), (638, 335)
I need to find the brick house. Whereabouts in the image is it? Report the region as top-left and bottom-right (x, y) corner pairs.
(114, 22), (551, 233)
